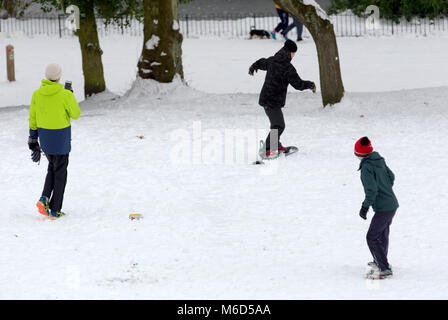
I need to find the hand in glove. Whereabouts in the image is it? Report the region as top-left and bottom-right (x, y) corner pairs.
(28, 137), (39, 151)
(359, 205), (369, 220)
(248, 65), (257, 76)
(28, 138), (41, 163)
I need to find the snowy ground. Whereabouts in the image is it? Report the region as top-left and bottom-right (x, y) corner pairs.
(1, 35), (448, 107)
(0, 35), (448, 299)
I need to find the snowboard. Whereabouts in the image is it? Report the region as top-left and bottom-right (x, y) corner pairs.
(253, 141), (299, 165)
(281, 146), (299, 157)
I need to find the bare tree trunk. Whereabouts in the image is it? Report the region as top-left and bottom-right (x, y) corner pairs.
(76, 1), (106, 97)
(2, 0), (17, 16)
(61, 0), (68, 12)
(138, 0), (184, 82)
(275, 0), (344, 106)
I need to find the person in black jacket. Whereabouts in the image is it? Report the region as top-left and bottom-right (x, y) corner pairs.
(271, 4), (289, 40)
(249, 40), (315, 158)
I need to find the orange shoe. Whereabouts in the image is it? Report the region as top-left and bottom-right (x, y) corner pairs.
(36, 196), (50, 216)
(49, 210), (66, 220)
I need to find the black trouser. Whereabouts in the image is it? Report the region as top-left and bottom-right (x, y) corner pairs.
(42, 154), (69, 212)
(264, 107), (285, 152)
(366, 210), (396, 271)
(274, 9), (289, 33)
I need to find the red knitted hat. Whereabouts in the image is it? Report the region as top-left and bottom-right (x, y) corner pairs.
(354, 137), (373, 157)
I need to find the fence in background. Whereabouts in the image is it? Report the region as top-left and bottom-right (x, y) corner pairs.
(1, 13), (447, 38)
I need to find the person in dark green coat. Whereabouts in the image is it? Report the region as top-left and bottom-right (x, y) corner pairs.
(355, 137), (399, 278)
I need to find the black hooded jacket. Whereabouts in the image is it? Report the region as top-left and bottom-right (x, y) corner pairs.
(251, 47), (314, 108)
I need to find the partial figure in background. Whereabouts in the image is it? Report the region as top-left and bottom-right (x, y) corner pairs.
(282, 17), (304, 41)
(29, 63), (81, 220)
(271, 4), (289, 40)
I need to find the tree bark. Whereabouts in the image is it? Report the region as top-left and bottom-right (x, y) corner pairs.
(2, 0), (17, 16)
(138, 0), (184, 82)
(76, 1), (106, 97)
(275, 0), (344, 106)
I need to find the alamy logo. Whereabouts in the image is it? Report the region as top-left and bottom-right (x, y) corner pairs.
(66, 5), (80, 31)
(168, 121), (281, 175)
(365, 5), (381, 31)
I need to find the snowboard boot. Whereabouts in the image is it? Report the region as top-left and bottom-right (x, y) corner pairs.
(378, 269), (393, 279)
(36, 196), (50, 216)
(50, 210), (66, 220)
(264, 150), (279, 160)
(278, 146), (287, 153)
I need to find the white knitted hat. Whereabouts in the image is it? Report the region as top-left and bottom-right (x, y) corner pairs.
(45, 63), (62, 81)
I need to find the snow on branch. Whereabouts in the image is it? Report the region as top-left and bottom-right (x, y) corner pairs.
(276, 0), (331, 23)
(302, 0), (330, 21)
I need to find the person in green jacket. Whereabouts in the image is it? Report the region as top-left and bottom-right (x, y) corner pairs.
(28, 63), (81, 220)
(355, 137), (399, 279)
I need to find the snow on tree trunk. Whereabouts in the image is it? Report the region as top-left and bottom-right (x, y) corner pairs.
(275, 0), (344, 106)
(76, 1), (106, 97)
(138, 0), (184, 82)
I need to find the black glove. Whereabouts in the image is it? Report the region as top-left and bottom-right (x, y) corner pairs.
(28, 138), (41, 163)
(248, 65), (257, 76)
(28, 137), (39, 151)
(359, 205), (369, 220)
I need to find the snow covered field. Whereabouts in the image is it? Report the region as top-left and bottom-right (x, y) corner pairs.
(0, 34), (448, 299)
(1, 35), (448, 107)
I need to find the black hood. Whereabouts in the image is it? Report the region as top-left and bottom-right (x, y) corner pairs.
(273, 47), (292, 63)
